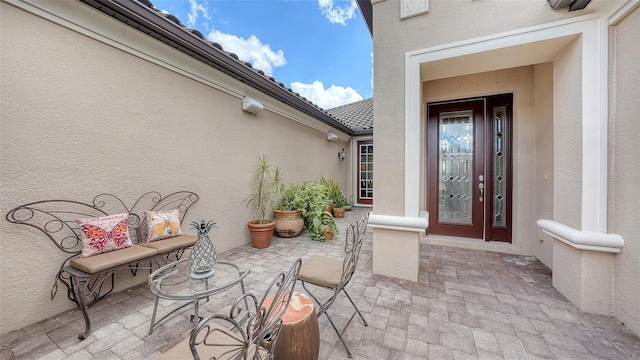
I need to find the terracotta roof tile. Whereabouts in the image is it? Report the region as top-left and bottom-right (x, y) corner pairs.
(326, 98), (373, 135)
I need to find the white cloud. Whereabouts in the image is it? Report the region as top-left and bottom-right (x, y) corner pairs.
(318, 0), (358, 25)
(207, 30), (286, 76)
(291, 81), (363, 109)
(187, 0), (211, 28)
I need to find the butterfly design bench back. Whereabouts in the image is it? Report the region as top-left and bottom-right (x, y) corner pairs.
(5, 191), (199, 339)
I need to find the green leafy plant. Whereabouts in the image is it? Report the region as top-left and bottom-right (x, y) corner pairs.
(244, 154), (284, 224)
(333, 195), (348, 208)
(275, 183), (308, 212)
(320, 176), (346, 207)
(308, 208), (338, 242)
(276, 181), (329, 225)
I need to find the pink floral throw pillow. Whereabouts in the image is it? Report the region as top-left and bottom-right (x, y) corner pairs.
(77, 213), (133, 258)
(146, 209), (183, 242)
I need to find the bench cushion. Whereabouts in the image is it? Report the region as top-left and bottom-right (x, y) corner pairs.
(138, 235), (197, 254)
(298, 254), (343, 288)
(69, 245), (158, 274)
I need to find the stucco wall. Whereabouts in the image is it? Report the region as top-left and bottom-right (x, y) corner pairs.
(0, 3), (349, 335)
(422, 66), (538, 255)
(610, 6), (640, 336)
(552, 38), (583, 229)
(371, 0), (620, 217)
(533, 62), (555, 269)
(370, 0), (637, 337)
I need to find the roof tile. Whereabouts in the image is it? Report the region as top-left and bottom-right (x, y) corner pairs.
(326, 98), (373, 135)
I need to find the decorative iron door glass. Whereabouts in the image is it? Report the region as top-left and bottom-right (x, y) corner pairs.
(438, 110), (474, 226)
(148, 259), (249, 334)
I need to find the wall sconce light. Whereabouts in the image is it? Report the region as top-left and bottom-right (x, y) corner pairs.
(338, 148), (346, 162)
(241, 96), (263, 114)
(326, 132), (338, 141)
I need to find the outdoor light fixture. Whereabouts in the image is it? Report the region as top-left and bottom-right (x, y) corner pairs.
(338, 148), (346, 162)
(547, 0), (591, 11)
(326, 132), (338, 141)
(241, 96), (263, 114)
(568, 0), (591, 11)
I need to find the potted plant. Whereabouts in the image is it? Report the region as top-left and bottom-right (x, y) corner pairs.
(244, 154), (284, 248)
(273, 183), (305, 238)
(308, 208), (338, 241)
(345, 198), (353, 211)
(282, 181), (329, 227)
(332, 196), (348, 218)
(321, 176), (347, 217)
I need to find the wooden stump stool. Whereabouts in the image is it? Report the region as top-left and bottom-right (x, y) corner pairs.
(264, 291), (320, 360)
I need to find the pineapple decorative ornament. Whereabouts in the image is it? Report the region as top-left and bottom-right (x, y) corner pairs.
(189, 219), (218, 279)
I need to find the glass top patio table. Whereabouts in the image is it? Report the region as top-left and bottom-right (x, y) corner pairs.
(147, 258), (249, 334)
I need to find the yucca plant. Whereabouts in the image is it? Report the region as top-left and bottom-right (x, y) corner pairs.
(244, 154), (284, 224)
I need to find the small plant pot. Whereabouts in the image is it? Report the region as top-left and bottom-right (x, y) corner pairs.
(247, 221), (275, 249)
(323, 225), (334, 240)
(332, 207), (346, 218)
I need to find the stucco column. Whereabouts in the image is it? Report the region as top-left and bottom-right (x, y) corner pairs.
(553, 241), (615, 315)
(540, 18), (623, 316)
(369, 213), (427, 281)
(373, 229), (420, 282)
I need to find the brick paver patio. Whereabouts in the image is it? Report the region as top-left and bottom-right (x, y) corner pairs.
(1, 207), (639, 359)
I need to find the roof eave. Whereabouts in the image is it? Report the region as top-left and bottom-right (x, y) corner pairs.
(78, 0), (354, 136)
(353, 129), (373, 136)
(356, 0), (373, 36)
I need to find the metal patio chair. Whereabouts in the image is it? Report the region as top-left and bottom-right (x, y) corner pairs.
(298, 212), (370, 358)
(160, 258), (302, 360)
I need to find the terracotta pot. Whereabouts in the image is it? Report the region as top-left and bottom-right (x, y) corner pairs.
(323, 224), (334, 240)
(274, 209), (304, 238)
(332, 207), (346, 218)
(247, 221), (275, 249)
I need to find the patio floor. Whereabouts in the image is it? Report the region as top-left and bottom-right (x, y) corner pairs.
(2, 207), (639, 359)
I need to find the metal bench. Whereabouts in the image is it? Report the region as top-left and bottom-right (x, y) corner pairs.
(5, 191), (199, 339)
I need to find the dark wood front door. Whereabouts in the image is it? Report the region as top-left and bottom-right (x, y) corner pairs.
(427, 94), (512, 242)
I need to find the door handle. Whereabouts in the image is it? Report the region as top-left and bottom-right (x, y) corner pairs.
(478, 175), (484, 202)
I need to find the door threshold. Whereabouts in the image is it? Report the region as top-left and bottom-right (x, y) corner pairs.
(422, 234), (523, 255)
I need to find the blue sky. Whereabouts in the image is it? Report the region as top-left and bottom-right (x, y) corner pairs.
(151, 0), (372, 109)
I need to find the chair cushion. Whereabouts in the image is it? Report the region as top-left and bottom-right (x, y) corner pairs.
(298, 255), (343, 288)
(138, 235), (197, 254)
(69, 245), (158, 274)
(158, 324), (267, 360)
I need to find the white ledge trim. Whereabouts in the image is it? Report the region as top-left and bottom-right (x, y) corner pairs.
(537, 219), (624, 253)
(368, 213), (428, 232)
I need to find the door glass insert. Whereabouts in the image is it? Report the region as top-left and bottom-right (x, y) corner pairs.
(359, 143), (373, 200)
(438, 111), (473, 225)
(493, 106), (507, 227)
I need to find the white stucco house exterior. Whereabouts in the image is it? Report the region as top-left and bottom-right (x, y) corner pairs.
(357, 0), (639, 336)
(0, 0), (637, 342)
